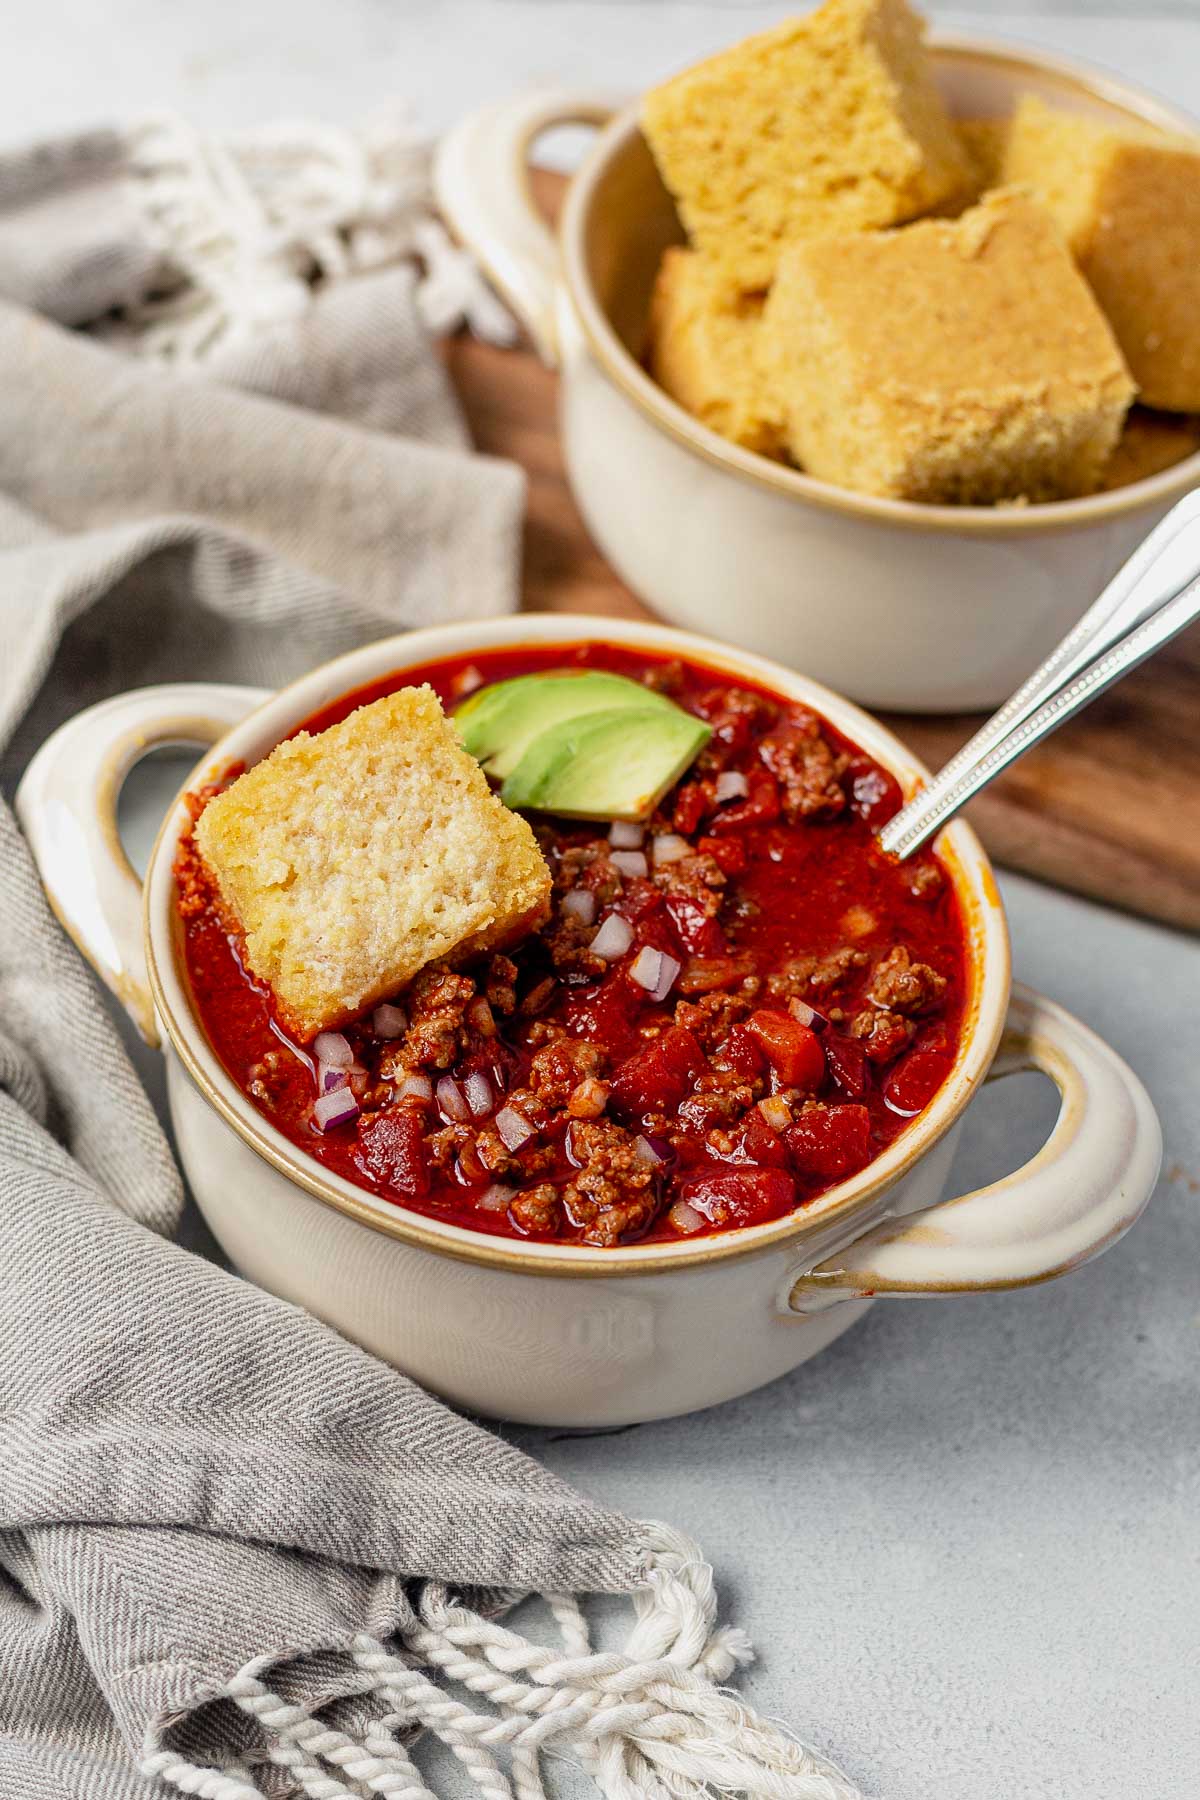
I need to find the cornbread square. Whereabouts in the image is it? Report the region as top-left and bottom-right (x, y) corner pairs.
(641, 0), (972, 292)
(760, 190), (1134, 503)
(647, 247), (784, 456)
(1001, 96), (1200, 412)
(194, 687), (551, 1040)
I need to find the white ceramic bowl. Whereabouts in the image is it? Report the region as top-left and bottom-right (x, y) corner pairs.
(435, 39), (1200, 712)
(17, 616), (1161, 1426)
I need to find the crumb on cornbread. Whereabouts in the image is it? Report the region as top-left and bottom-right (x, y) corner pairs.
(640, 0), (972, 292)
(759, 189), (1134, 504)
(194, 688), (552, 1040)
(647, 247), (784, 455)
(1001, 95), (1200, 413)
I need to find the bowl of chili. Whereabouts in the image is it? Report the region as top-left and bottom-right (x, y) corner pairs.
(17, 615), (1161, 1426)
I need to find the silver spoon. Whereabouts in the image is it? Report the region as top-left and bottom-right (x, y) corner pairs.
(879, 489), (1200, 861)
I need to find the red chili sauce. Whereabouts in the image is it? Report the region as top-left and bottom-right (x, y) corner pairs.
(177, 644), (968, 1245)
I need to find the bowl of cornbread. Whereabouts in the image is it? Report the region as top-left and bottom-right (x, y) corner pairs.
(436, 0), (1200, 710)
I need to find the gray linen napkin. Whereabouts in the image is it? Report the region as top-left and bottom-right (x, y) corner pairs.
(0, 123), (862, 1800)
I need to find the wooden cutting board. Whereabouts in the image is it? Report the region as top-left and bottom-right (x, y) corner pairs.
(442, 174), (1200, 934)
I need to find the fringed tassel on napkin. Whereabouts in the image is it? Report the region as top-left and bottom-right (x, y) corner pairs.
(140, 1524), (866, 1800)
(95, 111), (517, 363)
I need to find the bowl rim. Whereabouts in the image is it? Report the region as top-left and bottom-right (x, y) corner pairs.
(143, 614), (1011, 1279)
(558, 33), (1200, 539)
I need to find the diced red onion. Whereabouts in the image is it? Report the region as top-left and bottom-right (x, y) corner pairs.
(758, 1094), (793, 1133)
(464, 1070), (494, 1117)
(590, 912), (634, 960)
(372, 1003), (407, 1038)
(715, 770), (749, 802)
(476, 1182), (517, 1213)
(398, 1074), (434, 1105)
(561, 887), (597, 926)
(630, 945), (682, 1004)
(610, 849), (649, 879)
(321, 1065), (349, 1094)
(495, 1105), (536, 1151)
(633, 1134), (665, 1167)
(313, 1031), (354, 1068)
(788, 997), (830, 1032)
(668, 1200), (706, 1235)
(652, 833), (690, 866)
(609, 820), (645, 849)
(313, 1087), (360, 1131)
(436, 1075), (471, 1123)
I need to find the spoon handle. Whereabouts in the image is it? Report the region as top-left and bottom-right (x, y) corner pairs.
(879, 490), (1200, 862)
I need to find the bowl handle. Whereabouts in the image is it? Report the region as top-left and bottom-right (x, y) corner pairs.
(434, 89), (617, 366)
(788, 984), (1161, 1310)
(14, 684), (270, 1048)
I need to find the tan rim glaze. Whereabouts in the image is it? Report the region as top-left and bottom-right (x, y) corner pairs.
(560, 37), (1200, 539)
(143, 617), (1010, 1281)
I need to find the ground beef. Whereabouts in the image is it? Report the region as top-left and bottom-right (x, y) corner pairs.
(766, 947), (868, 1000)
(757, 712), (848, 822)
(510, 1183), (563, 1234)
(653, 851), (726, 906)
(865, 946), (947, 1015)
(483, 955), (519, 1015)
(425, 1121), (490, 1184)
(528, 1039), (606, 1107)
(677, 1065), (761, 1132)
(562, 1118), (658, 1245)
(849, 1007), (914, 1064)
(674, 979), (760, 1052)
(381, 966), (476, 1076)
(543, 912), (606, 982)
(555, 841), (621, 903)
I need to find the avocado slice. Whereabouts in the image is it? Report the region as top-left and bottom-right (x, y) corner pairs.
(455, 670), (673, 780)
(500, 706), (711, 821)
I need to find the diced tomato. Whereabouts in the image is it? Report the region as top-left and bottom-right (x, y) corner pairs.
(711, 1022), (766, 1082)
(678, 1167), (795, 1229)
(883, 1048), (951, 1117)
(736, 1109), (791, 1170)
(746, 1011), (826, 1091)
(564, 972), (644, 1058)
(697, 835), (747, 875)
(673, 782), (711, 836)
(847, 757), (902, 827)
(824, 1033), (869, 1100)
(707, 770), (780, 834)
(665, 892), (727, 956)
(784, 1104), (871, 1178)
(609, 1025), (704, 1120)
(355, 1107), (430, 1200)
(617, 877), (664, 923)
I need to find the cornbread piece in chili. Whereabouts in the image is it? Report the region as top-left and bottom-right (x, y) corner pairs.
(760, 190), (1134, 503)
(640, 0), (972, 293)
(1001, 96), (1200, 412)
(194, 687), (551, 1040)
(647, 248), (784, 456)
